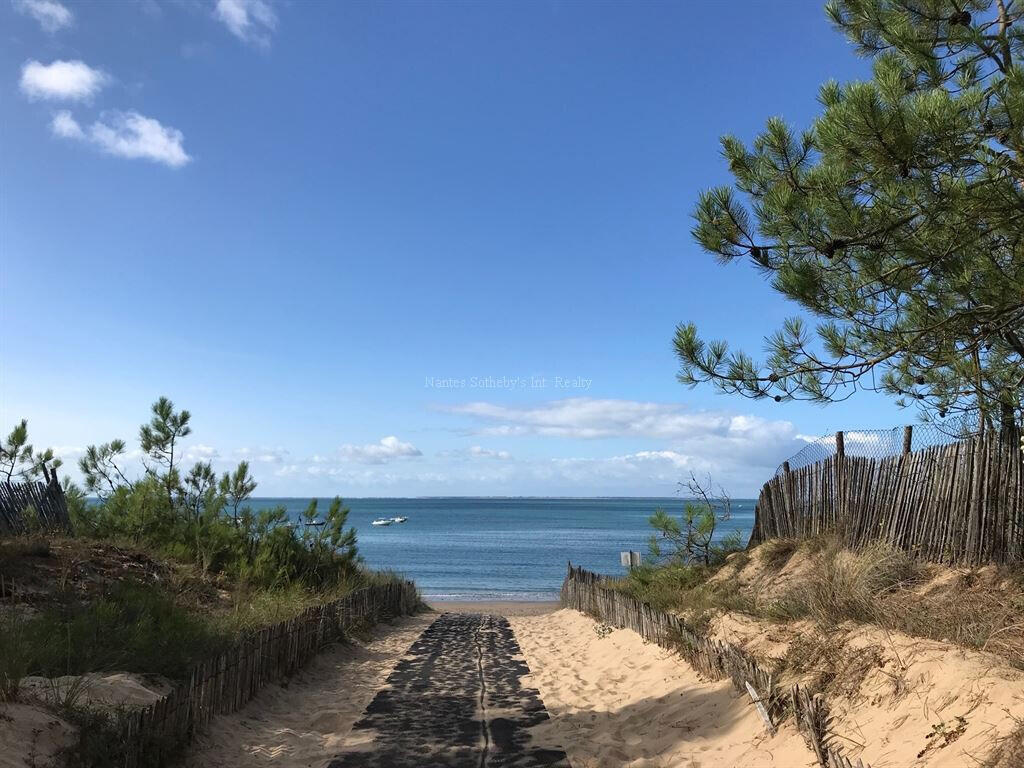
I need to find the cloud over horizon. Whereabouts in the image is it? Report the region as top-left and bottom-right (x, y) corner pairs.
(337, 436), (422, 465)
(442, 397), (801, 444)
(42, 397), (813, 497)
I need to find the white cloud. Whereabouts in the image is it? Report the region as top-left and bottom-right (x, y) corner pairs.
(214, 0), (276, 46)
(185, 444), (219, 461)
(468, 446), (512, 460)
(437, 397), (811, 491)
(50, 110), (83, 139)
(442, 397), (797, 443)
(235, 446), (290, 463)
(51, 445), (84, 461)
(337, 436), (422, 464)
(20, 60), (108, 101)
(52, 110), (191, 168)
(14, 0), (73, 33)
(549, 451), (696, 486)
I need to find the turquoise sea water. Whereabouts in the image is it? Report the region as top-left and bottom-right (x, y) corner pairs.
(247, 497), (756, 601)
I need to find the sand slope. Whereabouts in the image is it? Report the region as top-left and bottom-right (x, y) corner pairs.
(709, 613), (1024, 768)
(185, 614), (433, 767)
(512, 607), (1024, 768)
(510, 609), (814, 768)
(0, 703), (76, 768)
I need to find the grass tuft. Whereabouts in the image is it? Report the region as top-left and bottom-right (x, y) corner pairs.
(759, 538), (798, 570)
(772, 541), (921, 626)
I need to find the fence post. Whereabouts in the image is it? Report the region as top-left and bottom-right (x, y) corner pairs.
(903, 425), (913, 455)
(835, 431), (846, 537)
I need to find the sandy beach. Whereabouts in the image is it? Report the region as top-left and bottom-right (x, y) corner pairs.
(428, 600), (560, 616)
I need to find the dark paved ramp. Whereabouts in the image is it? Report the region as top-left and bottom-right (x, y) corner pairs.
(327, 613), (570, 768)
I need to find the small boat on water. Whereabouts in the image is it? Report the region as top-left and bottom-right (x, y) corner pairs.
(371, 518), (393, 526)
(391, 516), (408, 523)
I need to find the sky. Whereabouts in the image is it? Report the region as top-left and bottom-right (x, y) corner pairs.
(1, 0), (912, 497)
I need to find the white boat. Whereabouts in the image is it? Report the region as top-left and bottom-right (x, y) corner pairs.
(371, 518), (393, 526)
(392, 516), (408, 523)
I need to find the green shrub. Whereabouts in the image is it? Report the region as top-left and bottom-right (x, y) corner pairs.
(0, 581), (231, 683)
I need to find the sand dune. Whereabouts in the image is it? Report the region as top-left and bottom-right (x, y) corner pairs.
(511, 607), (1024, 768)
(509, 608), (814, 768)
(185, 614), (433, 767)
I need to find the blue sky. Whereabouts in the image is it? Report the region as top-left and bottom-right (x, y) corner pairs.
(2, 0), (909, 497)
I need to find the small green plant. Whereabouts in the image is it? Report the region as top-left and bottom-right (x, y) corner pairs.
(647, 473), (743, 568)
(43, 674), (91, 710)
(918, 716), (968, 759)
(593, 623), (613, 639)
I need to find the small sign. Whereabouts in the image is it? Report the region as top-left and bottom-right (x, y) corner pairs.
(620, 550), (642, 567)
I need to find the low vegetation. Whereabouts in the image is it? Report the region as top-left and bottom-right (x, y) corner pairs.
(1, 579), (227, 698)
(618, 474), (746, 618)
(0, 400), (413, 766)
(619, 525), (1024, 670)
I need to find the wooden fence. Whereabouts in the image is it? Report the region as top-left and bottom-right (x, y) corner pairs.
(752, 427), (1024, 565)
(120, 578), (421, 767)
(561, 565), (870, 768)
(0, 477), (73, 535)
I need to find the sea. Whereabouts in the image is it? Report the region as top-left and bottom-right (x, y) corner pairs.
(247, 497), (756, 601)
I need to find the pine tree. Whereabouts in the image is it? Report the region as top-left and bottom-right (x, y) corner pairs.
(677, 0), (1024, 433)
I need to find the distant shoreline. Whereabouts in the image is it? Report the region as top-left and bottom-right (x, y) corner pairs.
(243, 495), (758, 501)
(426, 601), (559, 617)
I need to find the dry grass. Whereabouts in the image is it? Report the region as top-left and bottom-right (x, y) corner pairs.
(758, 538), (799, 571)
(980, 719), (1024, 768)
(753, 539), (1024, 669)
(763, 540), (922, 625)
(627, 535), (1024, 670)
(777, 630), (884, 698)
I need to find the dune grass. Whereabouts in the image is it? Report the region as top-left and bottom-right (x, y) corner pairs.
(614, 536), (1024, 669)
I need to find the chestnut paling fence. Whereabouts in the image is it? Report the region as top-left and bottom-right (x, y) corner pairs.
(0, 477), (72, 535)
(753, 426), (1024, 565)
(561, 565), (871, 768)
(121, 579), (421, 767)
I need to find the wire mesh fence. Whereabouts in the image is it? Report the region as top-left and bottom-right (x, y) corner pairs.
(776, 421), (980, 476)
(757, 426), (1023, 565)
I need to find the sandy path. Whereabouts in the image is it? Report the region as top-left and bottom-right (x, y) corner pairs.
(509, 609), (813, 768)
(185, 614), (434, 768)
(328, 613), (569, 767)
